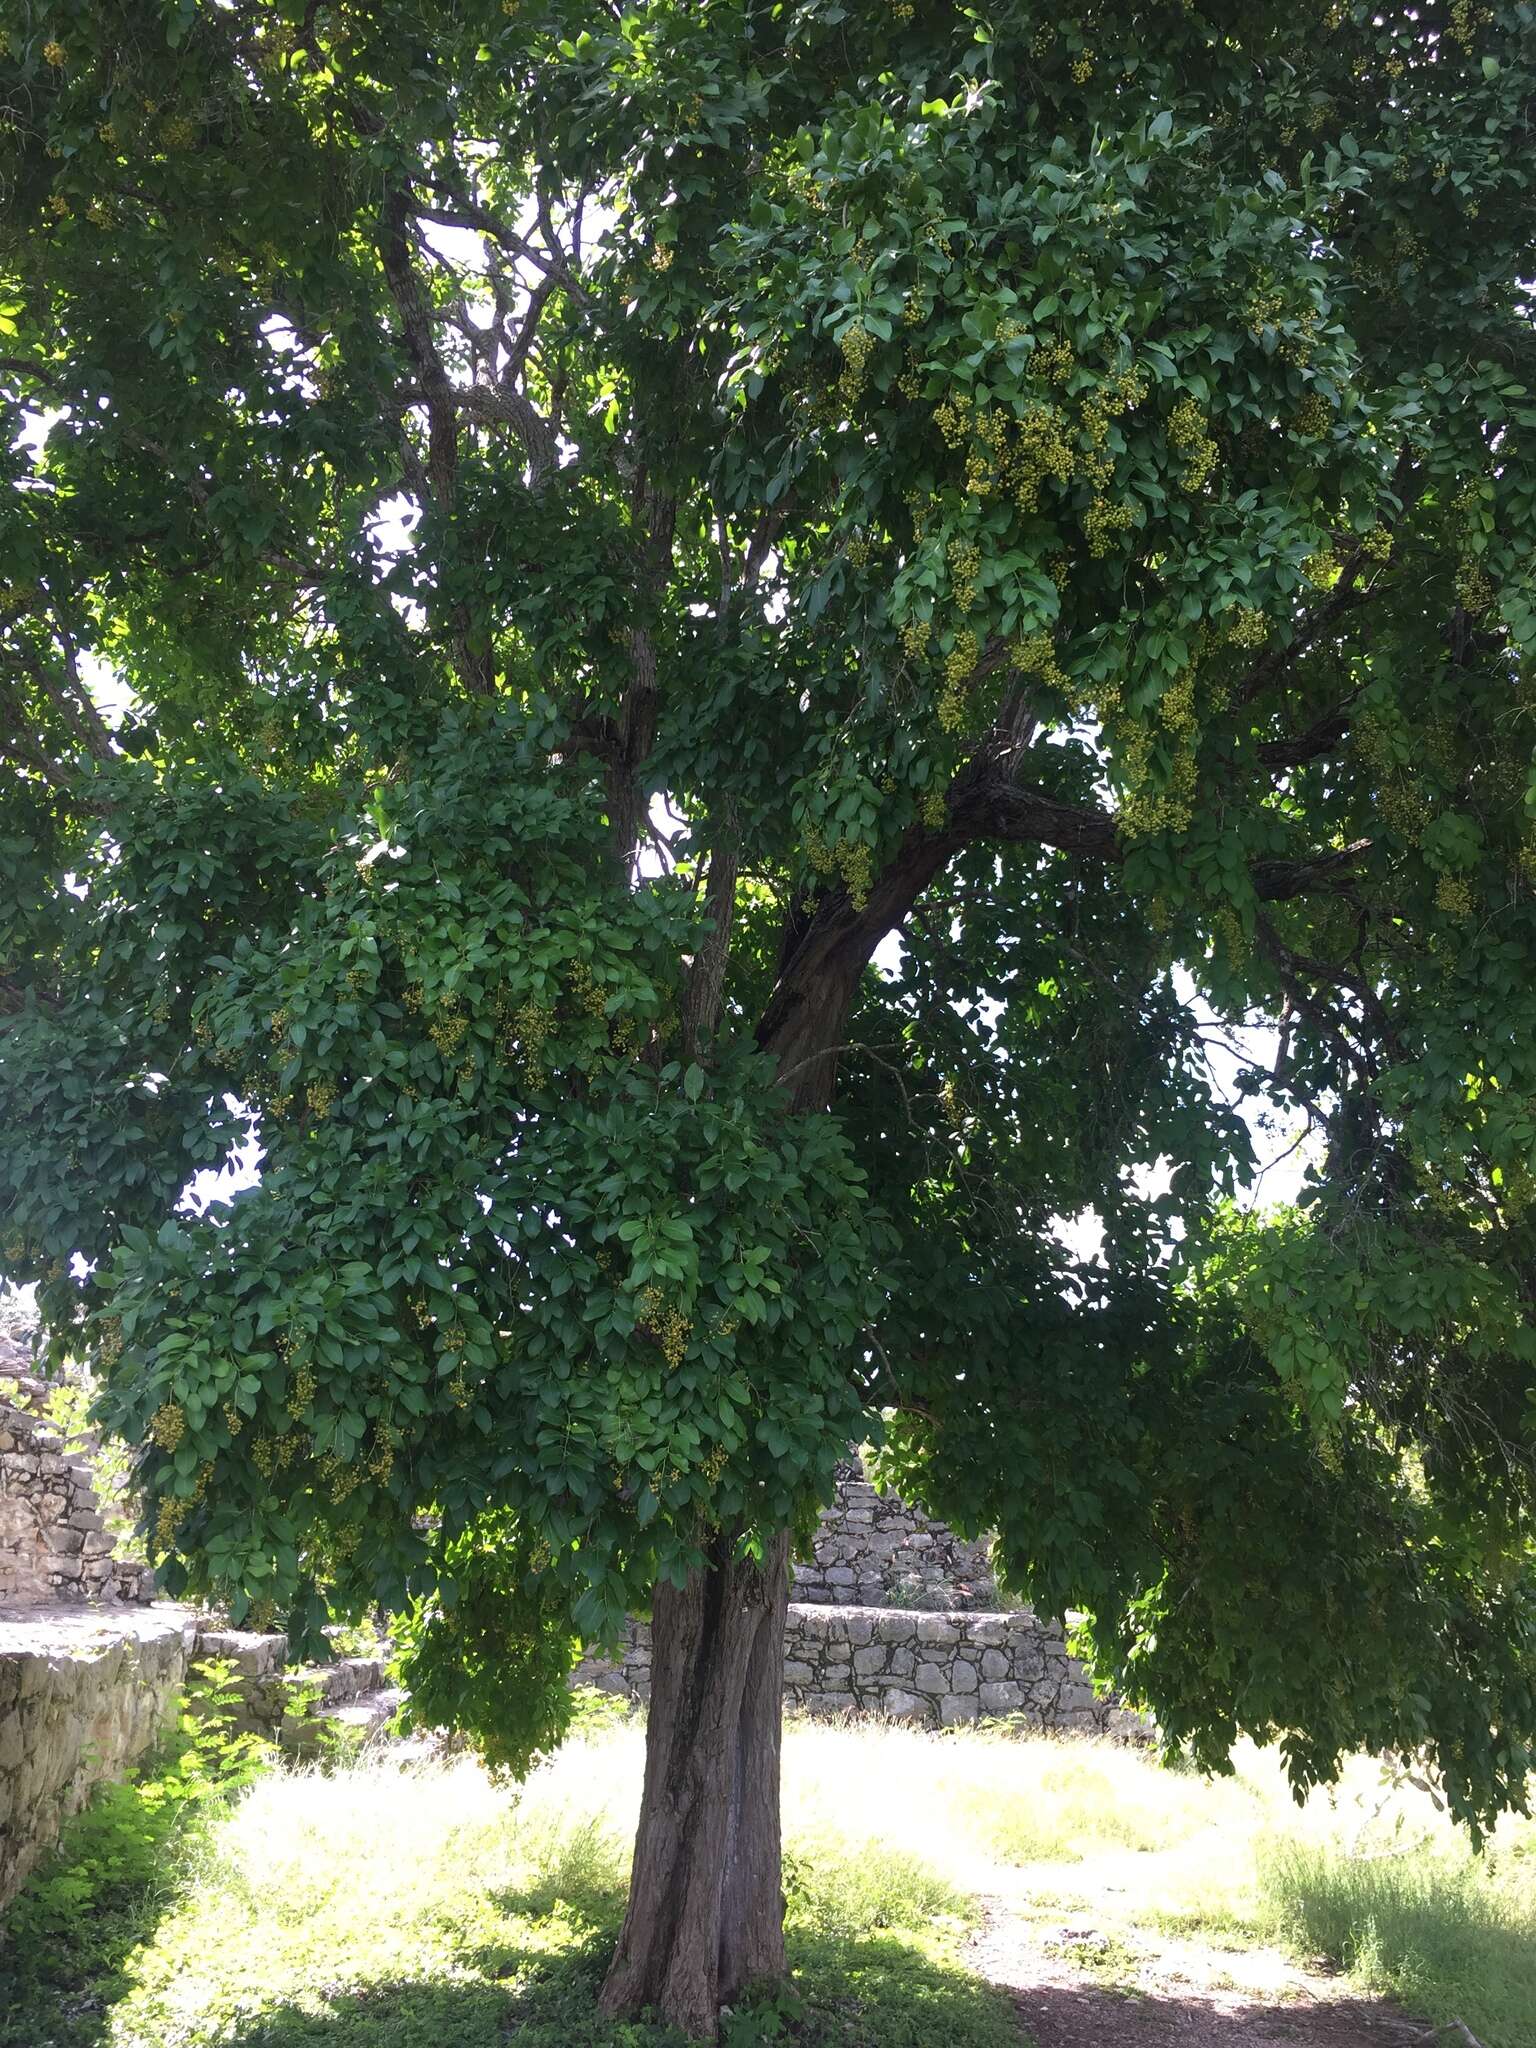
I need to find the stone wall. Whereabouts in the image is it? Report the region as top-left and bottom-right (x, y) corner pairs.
(572, 1457), (1147, 1736)
(574, 1605), (1144, 1738)
(791, 1457), (997, 1610)
(0, 1343), (155, 1608)
(0, 1604), (188, 1909)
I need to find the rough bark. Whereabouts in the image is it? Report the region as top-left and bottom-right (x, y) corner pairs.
(599, 1530), (791, 2039)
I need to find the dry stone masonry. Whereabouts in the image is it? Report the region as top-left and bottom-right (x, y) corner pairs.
(576, 1458), (1146, 1737)
(0, 1603), (187, 1909)
(0, 1339), (155, 1608)
(792, 1457), (998, 1610)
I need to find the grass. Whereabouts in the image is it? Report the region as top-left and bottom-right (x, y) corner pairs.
(2, 1709), (1533, 2048)
(0, 1722), (1015, 2048)
(1260, 1825), (1536, 2048)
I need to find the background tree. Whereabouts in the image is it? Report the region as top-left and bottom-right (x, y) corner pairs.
(4, 0), (1536, 2033)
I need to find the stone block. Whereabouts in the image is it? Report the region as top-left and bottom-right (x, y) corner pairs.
(851, 1645), (887, 1676)
(979, 1680), (1024, 1714)
(964, 1614), (1008, 1647)
(806, 1692), (853, 1718)
(193, 1630), (286, 1677)
(980, 1648), (1011, 1682)
(950, 1660), (979, 1695)
(916, 1614), (959, 1646)
(913, 1662), (949, 1696)
(880, 1688), (933, 1723)
(940, 1694), (979, 1725)
(782, 1661), (814, 1686)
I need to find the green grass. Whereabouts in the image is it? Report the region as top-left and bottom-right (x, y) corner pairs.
(0, 1728), (1015, 2048)
(3, 1710), (1533, 2048)
(1259, 1826), (1536, 2048)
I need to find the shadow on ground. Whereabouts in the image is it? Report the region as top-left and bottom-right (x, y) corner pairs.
(201, 1931), (1023, 2048)
(1005, 1979), (1430, 2048)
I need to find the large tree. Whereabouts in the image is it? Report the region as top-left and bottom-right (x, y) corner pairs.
(4, 0), (1536, 2032)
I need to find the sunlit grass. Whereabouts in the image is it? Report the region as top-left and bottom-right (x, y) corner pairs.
(5, 1712), (1533, 2048)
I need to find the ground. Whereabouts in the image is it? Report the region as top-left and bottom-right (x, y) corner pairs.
(971, 1876), (1428, 2047)
(1, 1709), (1531, 2048)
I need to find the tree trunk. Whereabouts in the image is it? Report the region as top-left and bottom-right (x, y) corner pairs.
(599, 1528), (791, 2039)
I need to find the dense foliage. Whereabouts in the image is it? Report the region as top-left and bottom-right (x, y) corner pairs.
(3, 0), (1536, 1831)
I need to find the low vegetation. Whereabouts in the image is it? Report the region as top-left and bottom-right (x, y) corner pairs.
(3, 1708), (1532, 2048)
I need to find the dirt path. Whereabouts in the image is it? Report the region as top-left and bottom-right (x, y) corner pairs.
(967, 1883), (1433, 2048)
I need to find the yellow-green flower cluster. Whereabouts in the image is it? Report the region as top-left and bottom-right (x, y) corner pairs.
(1009, 402), (1075, 512)
(1292, 390), (1332, 439)
(427, 1000), (468, 1057)
(512, 1000), (554, 1086)
(838, 320), (875, 406)
(1167, 397), (1218, 492)
(1225, 607), (1269, 650)
(640, 1286), (692, 1370)
(1117, 667), (1201, 838)
(150, 1401), (186, 1451)
(1435, 874), (1474, 919)
(1031, 336), (1075, 384)
(947, 538), (982, 612)
(1303, 544), (1338, 587)
(900, 615), (932, 660)
(1012, 631), (1069, 693)
(938, 626), (980, 733)
(1073, 366), (1146, 552)
(566, 958), (609, 1020)
(1455, 559), (1494, 613)
(933, 393), (973, 448)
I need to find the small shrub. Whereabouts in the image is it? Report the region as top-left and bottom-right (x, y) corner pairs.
(783, 1831), (969, 1938)
(567, 1682), (637, 1736)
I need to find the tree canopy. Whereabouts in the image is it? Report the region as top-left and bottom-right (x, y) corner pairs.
(3, 0), (1536, 1870)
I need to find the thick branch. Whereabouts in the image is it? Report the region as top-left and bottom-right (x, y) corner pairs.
(380, 192), (459, 513)
(682, 817), (740, 1059)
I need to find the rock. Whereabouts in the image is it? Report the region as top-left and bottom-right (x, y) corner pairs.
(979, 1680), (1025, 1713)
(880, 1688), (933, 1723)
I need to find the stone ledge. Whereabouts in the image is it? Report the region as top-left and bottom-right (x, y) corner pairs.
(0, 1601), (192, 1911)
